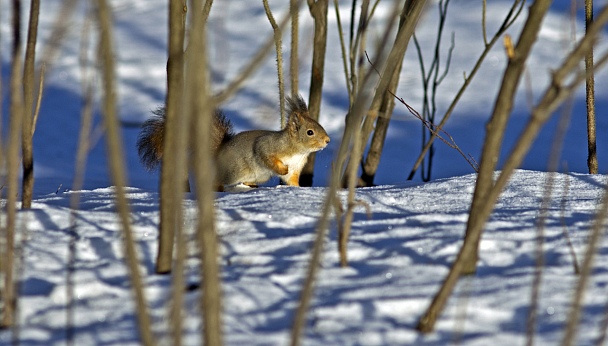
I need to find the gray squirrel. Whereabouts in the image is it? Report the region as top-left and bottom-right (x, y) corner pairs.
(137, 95), (330, 190)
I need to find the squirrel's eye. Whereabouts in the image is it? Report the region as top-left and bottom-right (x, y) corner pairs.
(307, 129), (314, 136)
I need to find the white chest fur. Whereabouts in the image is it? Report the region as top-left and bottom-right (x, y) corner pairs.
(280, 152), (309, 177)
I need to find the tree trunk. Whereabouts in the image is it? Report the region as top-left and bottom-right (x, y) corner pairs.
(345, 0), (425, 187)
(2, 0), (23, 328)
(156, 0), (187, 274)
(21, 0), (40, 209)
(585, 0), (598, 174)
(300, 0), (328, 187)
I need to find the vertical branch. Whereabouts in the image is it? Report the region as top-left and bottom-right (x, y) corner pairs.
(21, 0), (40, 209)
(290, 0), (299, 97)
(157, 0), (187, 274)
(417, 0), (452, 182)
(186, 0), (223, 343)
(290, 76), (377, 346)
(559, 172), (580, 275)
(262, 0), (286, 127)
(300, 0), (328, 187)
(94, 1), (155, 344)
(165, 2), (189, 345)
(348, 0), (369, 96)
(338, 121), (363, 267)
(167, 0), (191, 346)
(202, 0), (214, 23)
(2, 0), (24, 329)
(30, 64), (45, 137)
(333, 0), (353, 104)
(169, 180), (186, 346)
(561, 188), (608, 346)
(354, 0), (370, 88)
(527, 94), (575, 346)
(66, 10), (95, 344)
(459, 0), (552, 274)
(481, 0), (488, 45)
(359, 0), (424, 187)
(290, 2), (413, 342)
(585, 0), (597, 174)
(337, 0), (424, 267)
(342, 0), (425, 187)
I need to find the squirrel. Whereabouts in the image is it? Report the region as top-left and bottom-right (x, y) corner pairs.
(136, 95), (330, 191)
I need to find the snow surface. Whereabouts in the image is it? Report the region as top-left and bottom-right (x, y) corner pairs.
(0, 0), (608, 345)
(7, 170), (608, 346)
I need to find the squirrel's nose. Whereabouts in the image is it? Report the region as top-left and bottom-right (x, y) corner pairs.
(325, 137), (330, 144)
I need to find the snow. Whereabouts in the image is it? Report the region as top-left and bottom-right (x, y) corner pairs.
(1, 0), (608, 345)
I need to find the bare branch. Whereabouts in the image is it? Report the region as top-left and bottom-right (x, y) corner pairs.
(290, 0), (299, 96)
(333, 0), (352, 102)
(262, 0), (286, 127)
(215, 0), (300, 104)
(186, 0), (223, 343)
(481, 0), (488, 45)
(95, 1), (155, 344)
(390, 91), (478, 172)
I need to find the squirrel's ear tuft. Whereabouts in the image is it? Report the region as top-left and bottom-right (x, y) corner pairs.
(286, 94), (309, 117)
(286, 94), (309, 131)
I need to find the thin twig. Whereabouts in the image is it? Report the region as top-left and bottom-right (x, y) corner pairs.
(66, 8), (95, 344)
(290, 0), (299, 96)
(31, 63), (45, 137)
(215, 0), (301, 104)
(333, 0), (352, 104)
(559, 170), (579, 275)
(262, 0), (286, 127)
(481, 0), (488, 45)
(561, 182), (608, 346)
(391, 91), (479, 172)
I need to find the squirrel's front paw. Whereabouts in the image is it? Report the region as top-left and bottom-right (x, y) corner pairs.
(277, 166), (288, 175)
(271, 157), (289, 175)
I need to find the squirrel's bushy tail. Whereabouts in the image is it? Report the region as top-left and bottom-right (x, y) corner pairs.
(136, 106), (234, 171)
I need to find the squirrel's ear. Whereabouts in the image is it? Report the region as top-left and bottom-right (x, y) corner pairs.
(288, 110), (303, 131)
